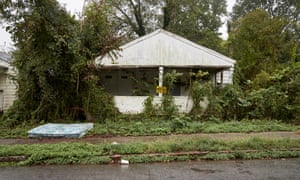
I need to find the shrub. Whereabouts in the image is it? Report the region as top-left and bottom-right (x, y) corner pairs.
(247, 87), (288, 120)
(83, 78), (118, 122)
(219, 85), (249, 120)
(171, 114), (190, 132)
(142, 96), (157, 117)
(160, 95), (178, 119)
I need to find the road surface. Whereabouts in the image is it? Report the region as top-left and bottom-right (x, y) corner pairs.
(0, 158), (299, 180)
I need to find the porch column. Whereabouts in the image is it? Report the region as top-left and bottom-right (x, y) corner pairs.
(220, 71), (224, 86)
(158, 66), (164, 97)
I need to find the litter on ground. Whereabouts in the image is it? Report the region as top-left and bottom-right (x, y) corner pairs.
(28, 123), (94, 138)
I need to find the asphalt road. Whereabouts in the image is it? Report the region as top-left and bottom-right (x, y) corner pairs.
(0, 158), (299, 180)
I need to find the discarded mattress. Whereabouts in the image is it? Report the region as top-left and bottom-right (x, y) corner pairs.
(28, 123), (94, 138)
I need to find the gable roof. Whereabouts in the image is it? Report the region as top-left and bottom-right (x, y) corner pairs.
(97, 29), (235, 69)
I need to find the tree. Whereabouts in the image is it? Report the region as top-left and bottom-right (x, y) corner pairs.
(80, 1), (121, 60)
(229, 0), (300, 61)
(79, 1), (120, 121)
(0, 0), (83, 123)
(105, 0), (160, 40)
(231, 0), (300, 22)
(163, 0), (227, 51)
(0, 0), (119, 125)
(104, 0), (226, 51)
(230, 9), (298, 85)
(246, 62), (300, 121)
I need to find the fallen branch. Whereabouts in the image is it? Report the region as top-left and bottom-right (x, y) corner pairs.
(0, 156), (27, 162)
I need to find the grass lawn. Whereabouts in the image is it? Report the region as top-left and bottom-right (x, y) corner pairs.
(0, 117), (299, 166)
(0, 137), (299, 166)
(89, 118), (299, 136)
(0, 118), (299, 139)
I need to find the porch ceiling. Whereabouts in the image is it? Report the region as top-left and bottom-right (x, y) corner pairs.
(0, 63), (8, 71)
(98, 65), (230, 72)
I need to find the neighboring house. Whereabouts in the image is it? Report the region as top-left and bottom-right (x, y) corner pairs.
(97, 29), (236, 114)
(0, 51), (16, 113)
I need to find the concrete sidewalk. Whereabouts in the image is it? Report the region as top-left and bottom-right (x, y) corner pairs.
(0, 131), (299, 145)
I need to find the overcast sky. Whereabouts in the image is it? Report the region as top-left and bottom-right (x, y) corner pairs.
(0, 0), (236, 50)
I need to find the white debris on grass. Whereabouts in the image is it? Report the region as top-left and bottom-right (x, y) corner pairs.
(120, 159), (129, 165)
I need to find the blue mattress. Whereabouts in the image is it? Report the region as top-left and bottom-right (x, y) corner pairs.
(28, 123), (94, 138)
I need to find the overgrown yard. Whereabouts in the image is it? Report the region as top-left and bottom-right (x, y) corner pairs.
(89, 119), (299, 136)
(0, 119), (298, 139)
(0, 118), (299, 167)
(0, 137), (299, 166)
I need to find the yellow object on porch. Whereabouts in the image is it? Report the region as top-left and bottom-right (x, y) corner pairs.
(156, 86), (167, 94)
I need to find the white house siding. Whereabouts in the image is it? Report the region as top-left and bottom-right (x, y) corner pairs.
(113, 96), (208, 114)
(0, 70), (16, 112)
(0, 52), (17, 112)
(216, 66), (234, 85)
(223, 67), (234, 84)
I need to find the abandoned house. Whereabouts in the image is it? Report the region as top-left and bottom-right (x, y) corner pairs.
(0, 51), (16, 113)
(97, 29), (236, 114)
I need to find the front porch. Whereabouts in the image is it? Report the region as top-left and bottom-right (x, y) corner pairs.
(99, 67), (224, 96)
(95, 29), (235, 114)
(99, 67), (221, 114)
